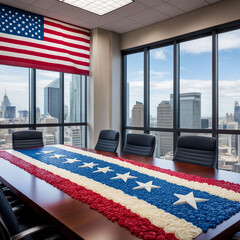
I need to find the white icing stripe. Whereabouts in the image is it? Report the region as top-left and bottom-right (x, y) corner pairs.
(56, 145), (240, 203)
(7, 149), (201, 240)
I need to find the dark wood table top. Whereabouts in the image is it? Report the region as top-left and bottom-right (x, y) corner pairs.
(0, 147), (240, 240)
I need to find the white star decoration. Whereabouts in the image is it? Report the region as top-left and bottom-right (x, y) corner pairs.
(93, 166), (114, 173)
(62, 158), (81, 164)
(133, 181), (160, 192)
(79, 162), (99, 168)
(111, 172), (137, 182)
(42, 150), (54, 154)
(173, 192), (209, 210)
(49, 154), (66, 159)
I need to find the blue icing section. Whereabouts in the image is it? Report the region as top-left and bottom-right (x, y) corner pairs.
(18, 146), (240, 232)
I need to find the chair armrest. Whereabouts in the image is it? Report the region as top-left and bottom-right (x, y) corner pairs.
(12, 204), (25, 214)
(233, 232), (240, 240)
(12, 224), (55, 240)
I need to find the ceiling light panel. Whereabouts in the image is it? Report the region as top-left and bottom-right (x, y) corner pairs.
(58, 0), (134, 15)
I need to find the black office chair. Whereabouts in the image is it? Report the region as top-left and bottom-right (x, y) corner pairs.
(95, 130), (119, 153)
(122, 133), (156, 157)
(173, 136), (217, 168)
(0, 189), (62, 240)
(12, 130), (44, 150)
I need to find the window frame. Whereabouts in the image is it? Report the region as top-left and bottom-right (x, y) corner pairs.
(0, 67), (88, 148)
(122, 19), (240, 168)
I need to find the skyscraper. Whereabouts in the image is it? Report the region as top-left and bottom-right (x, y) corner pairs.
(70, 75), (84, 122)
(234, 101), (240, 126)
(2, 92), (11, 118)
(171, 92), (201, 129)
(18, 110), (28, 119)
(157, 101), (173, 156)
(1, 92), (16, 119)
(5, 106), (16, 119)
(71, 126), (82, 148)
(126, 82), (129, 125)
(43, 116), (59, 145)
(132, 101), (144, 127)
(44, 79), (61, 120)
(36, 107), (41, 122)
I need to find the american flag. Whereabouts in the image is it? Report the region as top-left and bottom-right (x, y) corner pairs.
(0, 4), (90, 75)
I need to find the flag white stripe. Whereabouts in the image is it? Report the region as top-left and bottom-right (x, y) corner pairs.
(1, 42), (90, 63)
(45, 32), (90, 47)
(44, 17), (89, 33)
(0, 51), (89, 70)
(44, 24), (90, 41)
(0, 32), (90, 55)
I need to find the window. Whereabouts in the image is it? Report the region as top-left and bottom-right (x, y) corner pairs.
(64, 74), (86, 123)
(64, 126), (86, 148)
(122, 25), (240, 173)
(150, 46), (173, 128)
(0, 65), (87, 150)
(0, 65), (29, 124)
(151, 131), (173, 159)
(218, 29), (240, 129)
(180, 37), (212, 129)
(36, 70), (62, 124)
(125, 52), (144, 127)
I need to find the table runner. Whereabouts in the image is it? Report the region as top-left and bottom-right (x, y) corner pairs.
(1, 145), (240, 240)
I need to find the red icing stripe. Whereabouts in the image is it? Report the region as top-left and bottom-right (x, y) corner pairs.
(115, 156), (240, 194)
(0, 151), (177, 240)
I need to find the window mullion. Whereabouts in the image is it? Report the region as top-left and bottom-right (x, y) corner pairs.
(144, 48), (150, 134)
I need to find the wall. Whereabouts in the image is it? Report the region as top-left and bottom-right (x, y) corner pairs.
(88, 29), (121, 149)
(121, 0), (240, 50)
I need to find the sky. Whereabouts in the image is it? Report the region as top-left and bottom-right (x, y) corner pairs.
(127, 29), (240, 119)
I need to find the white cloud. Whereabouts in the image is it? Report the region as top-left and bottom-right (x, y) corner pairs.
(150, 80), (172, 91)
(180, 30), (240, 54)
(153, 49), (166, 60)
(150, 71), (170, 80)
(181, 37), (212, 54)
(219, 30), (240, 51)
(37, 70), (59, 79)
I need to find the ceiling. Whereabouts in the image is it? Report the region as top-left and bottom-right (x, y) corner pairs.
(0, 0), (222, 33)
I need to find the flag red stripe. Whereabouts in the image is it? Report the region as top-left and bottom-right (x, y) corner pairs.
(44, 19), (90, 37)
(0, 37), (90, 59)
(0, 56), (89, 75)
(0, 46), (89, 66)
(44, 37), (90, 51)
(44, 28), (90, 44)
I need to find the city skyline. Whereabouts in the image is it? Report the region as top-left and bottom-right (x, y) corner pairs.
(127, 29), (240, 119)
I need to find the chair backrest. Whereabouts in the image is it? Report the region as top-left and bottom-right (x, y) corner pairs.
(0, 190), (19, 237)
(12, 130), (44, 150)
(0, 217), (10, 240)
(95, 130), (119, 153)
(173, 136), (217, 167)
(123, 133), (156, 157)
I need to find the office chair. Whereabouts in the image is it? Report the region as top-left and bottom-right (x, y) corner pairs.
(95, 130), (119, 153)
(0, 189), (63, 240)
(12, 130), (44, 150)
(173, 136), (217, 168)
(122, 133), (156, 157)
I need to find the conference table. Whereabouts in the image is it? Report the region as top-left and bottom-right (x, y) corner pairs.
(0, 145), (240, 240)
